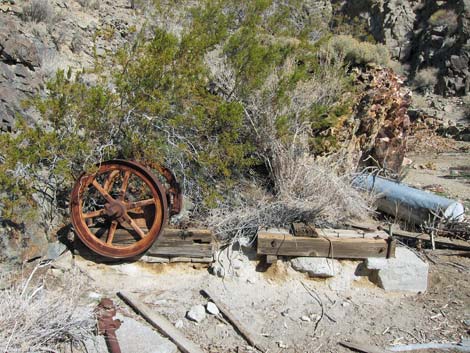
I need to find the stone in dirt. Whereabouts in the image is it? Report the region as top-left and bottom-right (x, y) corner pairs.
(366, 247), (429, 293)
(290, 257), (341, 278)
(45, 242), (68, 260)
(174, 319), (184, 329)
(187, 304), (206, 323)
(85, 313), (177, 353)
(206, 302), (219, 315)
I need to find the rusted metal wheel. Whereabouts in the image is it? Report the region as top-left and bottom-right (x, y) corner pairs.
(70, 160), (168, 259)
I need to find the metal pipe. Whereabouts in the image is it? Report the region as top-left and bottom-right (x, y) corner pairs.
(354, 175), (465, 225)
(96, 298), (122, 353)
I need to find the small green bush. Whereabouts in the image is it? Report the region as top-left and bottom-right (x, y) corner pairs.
(326, 35), (390, 67)
(429, 9), (458, 32)
(413, 67), (439, 91)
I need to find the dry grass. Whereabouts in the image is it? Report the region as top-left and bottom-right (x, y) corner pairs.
(209, 142), (372, 243)
(413, 67), (439, 91)
(206, 46), (371, 243)
(0, 264), (95, 353)
(22, 0), (55, 23)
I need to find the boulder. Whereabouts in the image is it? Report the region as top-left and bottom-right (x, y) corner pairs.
(370, 0), (416, 61)
(0, 34), (40, 69)
(366, 247), (429, 293)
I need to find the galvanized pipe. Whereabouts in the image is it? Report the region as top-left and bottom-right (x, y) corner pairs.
(354, 174), (465, 225)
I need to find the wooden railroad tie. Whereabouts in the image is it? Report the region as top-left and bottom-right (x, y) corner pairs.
(257, 228), (395, 260)
(74, 227), (215, 263)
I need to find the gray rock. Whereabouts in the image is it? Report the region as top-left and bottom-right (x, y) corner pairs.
(291, 257), (341, 278)
(366, 247), (429, 293)
(206, 302), (219, 315)
(365, 257), (388, 271)
(0, 34), (40, 68)
(450, 55), (468, 71)
(210, 263), (225, 278)
(187, 304), (206, 323)
(45, 242), (67, 260)
(52, 250), (74, 270)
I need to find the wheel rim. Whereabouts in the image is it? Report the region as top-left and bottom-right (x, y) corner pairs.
(70, 160), (168, 259)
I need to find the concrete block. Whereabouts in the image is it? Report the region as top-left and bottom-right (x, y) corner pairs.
(365, 257), (388, 270)
(367, 247), (428, 293)
(85, 314), (177, 353)
(290, 257), (341, 278)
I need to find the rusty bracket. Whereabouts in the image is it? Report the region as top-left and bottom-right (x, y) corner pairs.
(96, 298), (122, 353)
(148, 162), (183, 216)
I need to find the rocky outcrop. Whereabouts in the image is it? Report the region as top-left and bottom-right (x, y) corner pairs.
(0, 17), (43, 131)
(335, 0), (470, 97)
(409, 0), (470, 96)
(369, 0), (416, 61)
(0, 0), (145, 132)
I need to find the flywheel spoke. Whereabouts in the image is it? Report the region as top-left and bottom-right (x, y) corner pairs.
(126, 198), (156, 211)
(92, 180), (115, 203)
(123, 214), (146, 239)
(83, 209), (106, 219)
(119, 171), (131, 201)
(106, 221), (118, 244)
(104, 170), (120, 191)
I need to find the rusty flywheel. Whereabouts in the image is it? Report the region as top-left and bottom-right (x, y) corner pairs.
(70, 159), (181, 259)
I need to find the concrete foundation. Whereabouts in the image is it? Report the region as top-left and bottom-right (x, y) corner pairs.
(366, 247), (429, 293)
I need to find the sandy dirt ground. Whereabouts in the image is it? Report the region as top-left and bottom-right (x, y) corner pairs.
(66, 130), (470, 353)
(69, 246), (470, 353)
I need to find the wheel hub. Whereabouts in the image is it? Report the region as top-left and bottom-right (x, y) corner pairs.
(104, 200), (126, 219)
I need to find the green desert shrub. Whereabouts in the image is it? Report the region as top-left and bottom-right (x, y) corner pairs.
(0, 0), (360, 222)
(429, 9), (459, 32)
(413, 67), (439, 91)
(326, 35), (390, 67)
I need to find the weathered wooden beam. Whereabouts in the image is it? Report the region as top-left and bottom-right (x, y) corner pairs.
(85, 227), (215, 259)
(146, 243), (213, 258)
(118, 291), (205, 353)
(162, 228), (212, 242)
(201, 289), (268, 353)
(257, 232), (394, 259)
(290, 225), (389, 239)
(385, 228), (470, 251)
(339, 340), (390, 353)
(315, 229), (389, 239)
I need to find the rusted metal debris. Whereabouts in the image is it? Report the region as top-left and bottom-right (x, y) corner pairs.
(96, 298), (122, 353)
(70, 159), (182, 259)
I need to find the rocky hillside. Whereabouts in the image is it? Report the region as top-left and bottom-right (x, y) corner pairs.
(334, 0), (470, 97)
(0, 0), (147, 132)
(1, 0), (469, 134)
